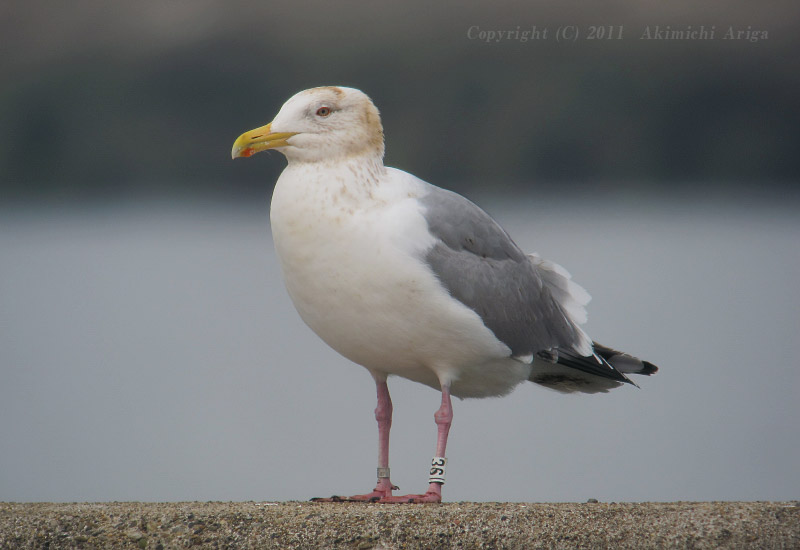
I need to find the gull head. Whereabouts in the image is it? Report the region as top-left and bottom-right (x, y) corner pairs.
(232, 86), (384, 163)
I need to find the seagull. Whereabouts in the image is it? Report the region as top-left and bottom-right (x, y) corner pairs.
(231, 86), (657, 503)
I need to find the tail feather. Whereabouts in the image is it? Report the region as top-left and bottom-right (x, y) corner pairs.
(528, 342), (658, 394)
(593, 342), (658, 376)
(548, 348), (634, 385)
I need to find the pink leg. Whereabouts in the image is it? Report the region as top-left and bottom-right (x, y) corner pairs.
(312, 381), (453, 504)
(311, 377), (398, 502)
(381, 383), (453, 503)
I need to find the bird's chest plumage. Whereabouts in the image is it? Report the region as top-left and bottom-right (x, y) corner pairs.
(268, 164), (509, 378)
(270, 167), (434, 369)
(273, 203), (404, 330)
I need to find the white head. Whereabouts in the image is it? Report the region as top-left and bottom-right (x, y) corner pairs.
(232, 86), (384, 164)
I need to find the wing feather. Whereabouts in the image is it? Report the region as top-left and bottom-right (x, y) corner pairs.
(419, 186), (591, 358)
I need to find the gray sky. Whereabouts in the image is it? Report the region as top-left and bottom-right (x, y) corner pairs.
(2, 195), (798, 503)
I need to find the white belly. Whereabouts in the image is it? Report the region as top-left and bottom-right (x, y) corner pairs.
(268, 167), (528, 397)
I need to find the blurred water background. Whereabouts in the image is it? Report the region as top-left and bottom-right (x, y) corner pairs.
(1, 1), (798, 502)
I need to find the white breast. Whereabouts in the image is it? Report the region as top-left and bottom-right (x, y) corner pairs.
(268, 162), (515, 392)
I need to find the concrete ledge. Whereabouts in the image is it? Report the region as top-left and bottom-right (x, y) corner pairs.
(1, 501), (798, 549)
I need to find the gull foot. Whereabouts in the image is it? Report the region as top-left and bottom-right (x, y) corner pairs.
(312, 486), (441, 504)
(312, 480), (441, 503)
(378, 490), (442, 503)
(311, 481), (400, 503)
(311, 491), (383, 503)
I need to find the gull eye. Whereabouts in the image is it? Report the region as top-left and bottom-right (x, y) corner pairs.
(316, 106), (331, 117)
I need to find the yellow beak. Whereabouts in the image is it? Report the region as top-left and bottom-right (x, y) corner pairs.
(231, 123), (297, 159)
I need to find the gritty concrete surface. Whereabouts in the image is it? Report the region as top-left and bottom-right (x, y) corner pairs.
(1, 501), (798, 549)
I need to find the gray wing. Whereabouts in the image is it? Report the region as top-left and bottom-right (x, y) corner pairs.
(419, 186), (588, 359)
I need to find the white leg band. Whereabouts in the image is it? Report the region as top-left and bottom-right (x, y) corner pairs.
(429, 456), (447, 484)
(377, 467), (391, 479)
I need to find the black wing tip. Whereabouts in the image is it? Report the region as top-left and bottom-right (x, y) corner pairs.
(551, 350), (634, 385)
(617, 369), (638, 386)
(592, 341), (659, 376)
